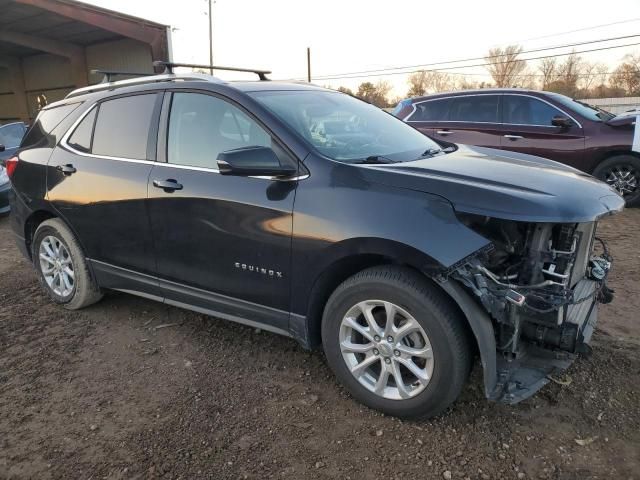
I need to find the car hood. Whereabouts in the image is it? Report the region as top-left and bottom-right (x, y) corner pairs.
(361, 145), (624, 223)
(606, 110), (639, 127)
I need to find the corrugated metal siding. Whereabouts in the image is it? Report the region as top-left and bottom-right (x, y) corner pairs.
(0, 95), (18, 122)
(0, 70), (11, 92)
(0, 39), (154, 121)
(86, 39), (153, 84)
(23, 54), (73, 91)
(0, 68), (17, 121)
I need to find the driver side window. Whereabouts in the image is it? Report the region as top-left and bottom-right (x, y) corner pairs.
(168, 92), (271, 169)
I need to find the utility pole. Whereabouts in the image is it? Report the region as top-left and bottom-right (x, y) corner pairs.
(307, 47), (311, 83)
(208, 0), (213, 74)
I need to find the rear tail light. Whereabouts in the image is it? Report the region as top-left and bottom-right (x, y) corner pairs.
(5, 156), (18, 179)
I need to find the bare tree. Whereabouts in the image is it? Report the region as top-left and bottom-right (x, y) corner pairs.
(406, 70), (456, 97)
(356, 80), (393, 107)
(557, 53), (583, 96)
(609, 53), (640, 96)
(484, 45), (527, 87)
(538, 58), (558, 90)
(578, 61), (608, 95)
(406, 71), (429, 97)
(336, 86), (355, 96)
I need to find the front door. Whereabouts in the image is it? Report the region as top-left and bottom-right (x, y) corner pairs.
(147, 91), (298, 332)
(499, 94), (585, 168)
(47, 93), (162, 297)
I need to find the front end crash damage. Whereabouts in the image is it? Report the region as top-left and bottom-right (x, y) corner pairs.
(440, 214), (615, 404)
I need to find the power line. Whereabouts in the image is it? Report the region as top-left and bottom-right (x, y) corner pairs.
(494, 17), (640, 45)
(309, 34), (640, 80)
(309, 41), (640, 81)
(402, 70), (617, 78)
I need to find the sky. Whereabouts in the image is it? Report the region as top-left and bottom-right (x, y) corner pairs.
(82, 0), (640, 97)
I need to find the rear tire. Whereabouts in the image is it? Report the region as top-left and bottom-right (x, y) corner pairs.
(32, 218), (103, 310)
(592, 155), (640, 207)
(321, 266), (472, 419)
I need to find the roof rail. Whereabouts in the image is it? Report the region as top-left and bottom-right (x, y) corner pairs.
(153, 61), (271, 81)
(64, 72), (222, 99)
(91, 69), (155, 83)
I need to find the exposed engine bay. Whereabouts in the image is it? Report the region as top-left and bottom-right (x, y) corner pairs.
(449, 214), (614, 402)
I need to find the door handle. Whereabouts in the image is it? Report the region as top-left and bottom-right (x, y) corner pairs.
(503, 134), (523, 140)
(436, 130), (452, 136)
(153, 179), (183, 192)
(56, 164), (76, 175)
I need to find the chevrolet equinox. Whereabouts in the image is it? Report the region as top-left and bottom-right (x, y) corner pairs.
(8, 64), (624, 418)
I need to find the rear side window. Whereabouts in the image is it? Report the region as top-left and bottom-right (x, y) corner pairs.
(21, 102), (80, 148)
(449, 95), (500, 123)
(410, 99), (450, 121)
(67, 108), (96, 153)
(503, 95), (564, 126)
(0, 123), (26, 148)
(92, 94), (157, 160)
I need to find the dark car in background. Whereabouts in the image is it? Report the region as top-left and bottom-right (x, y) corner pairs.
(393, 89), (640, 205)
(0, 122), (28, 162)
(0, 122), (28, 214)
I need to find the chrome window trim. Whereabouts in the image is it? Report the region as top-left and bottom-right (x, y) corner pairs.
(403, 93), (499, 122)
(59, 100), (307, 182)
(404, 92), (583, 129)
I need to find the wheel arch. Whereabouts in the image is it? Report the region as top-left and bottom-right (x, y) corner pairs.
(296, 239), (497, 399)
(23, 210), (101, 287)
(23, 209), (58, 259)
(590, 149), (640, 174)
(297, 238), (468, 348)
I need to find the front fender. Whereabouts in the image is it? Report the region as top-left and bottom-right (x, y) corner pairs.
(290, 158), (491, 315)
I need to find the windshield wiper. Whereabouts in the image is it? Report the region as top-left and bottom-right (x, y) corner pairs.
(354, 155), (399, 164)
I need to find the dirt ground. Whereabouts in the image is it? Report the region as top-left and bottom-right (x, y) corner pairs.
(0, 211), (638, 480)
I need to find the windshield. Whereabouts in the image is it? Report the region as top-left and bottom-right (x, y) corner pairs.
(249, 90), (442, 162)
(547, 93), (615, 122)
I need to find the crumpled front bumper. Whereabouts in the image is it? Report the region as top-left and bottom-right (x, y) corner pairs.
(490, 300), (597, 404)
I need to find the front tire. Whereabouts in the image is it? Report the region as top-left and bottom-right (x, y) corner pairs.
(32, 218), (103, 310)
(321, 266), (472, 419)
(592, 155), (640, 207)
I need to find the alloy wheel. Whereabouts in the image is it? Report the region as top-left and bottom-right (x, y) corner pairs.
(339, 300), (434, 400)
(604, 164), (638, 197)
(39, 235), (75, 298)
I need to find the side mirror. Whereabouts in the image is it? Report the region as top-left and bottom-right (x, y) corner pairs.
(217, 146), (296, 177)
(551, 115), (572, 128)
(0, 144), (5, 153)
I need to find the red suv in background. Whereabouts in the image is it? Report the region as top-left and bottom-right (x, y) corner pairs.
(393, 89), (640, 205)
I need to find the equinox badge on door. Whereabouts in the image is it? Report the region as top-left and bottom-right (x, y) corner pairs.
(235, 262), (283, 278)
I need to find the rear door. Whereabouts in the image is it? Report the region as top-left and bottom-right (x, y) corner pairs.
(48, 92), (162, 296)
(500, 94), (585, 167)
(431, 94), (502, 148)
(404, 98), (451, 137)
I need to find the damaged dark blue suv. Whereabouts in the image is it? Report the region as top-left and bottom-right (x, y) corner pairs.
(8, 63), (624, 418)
